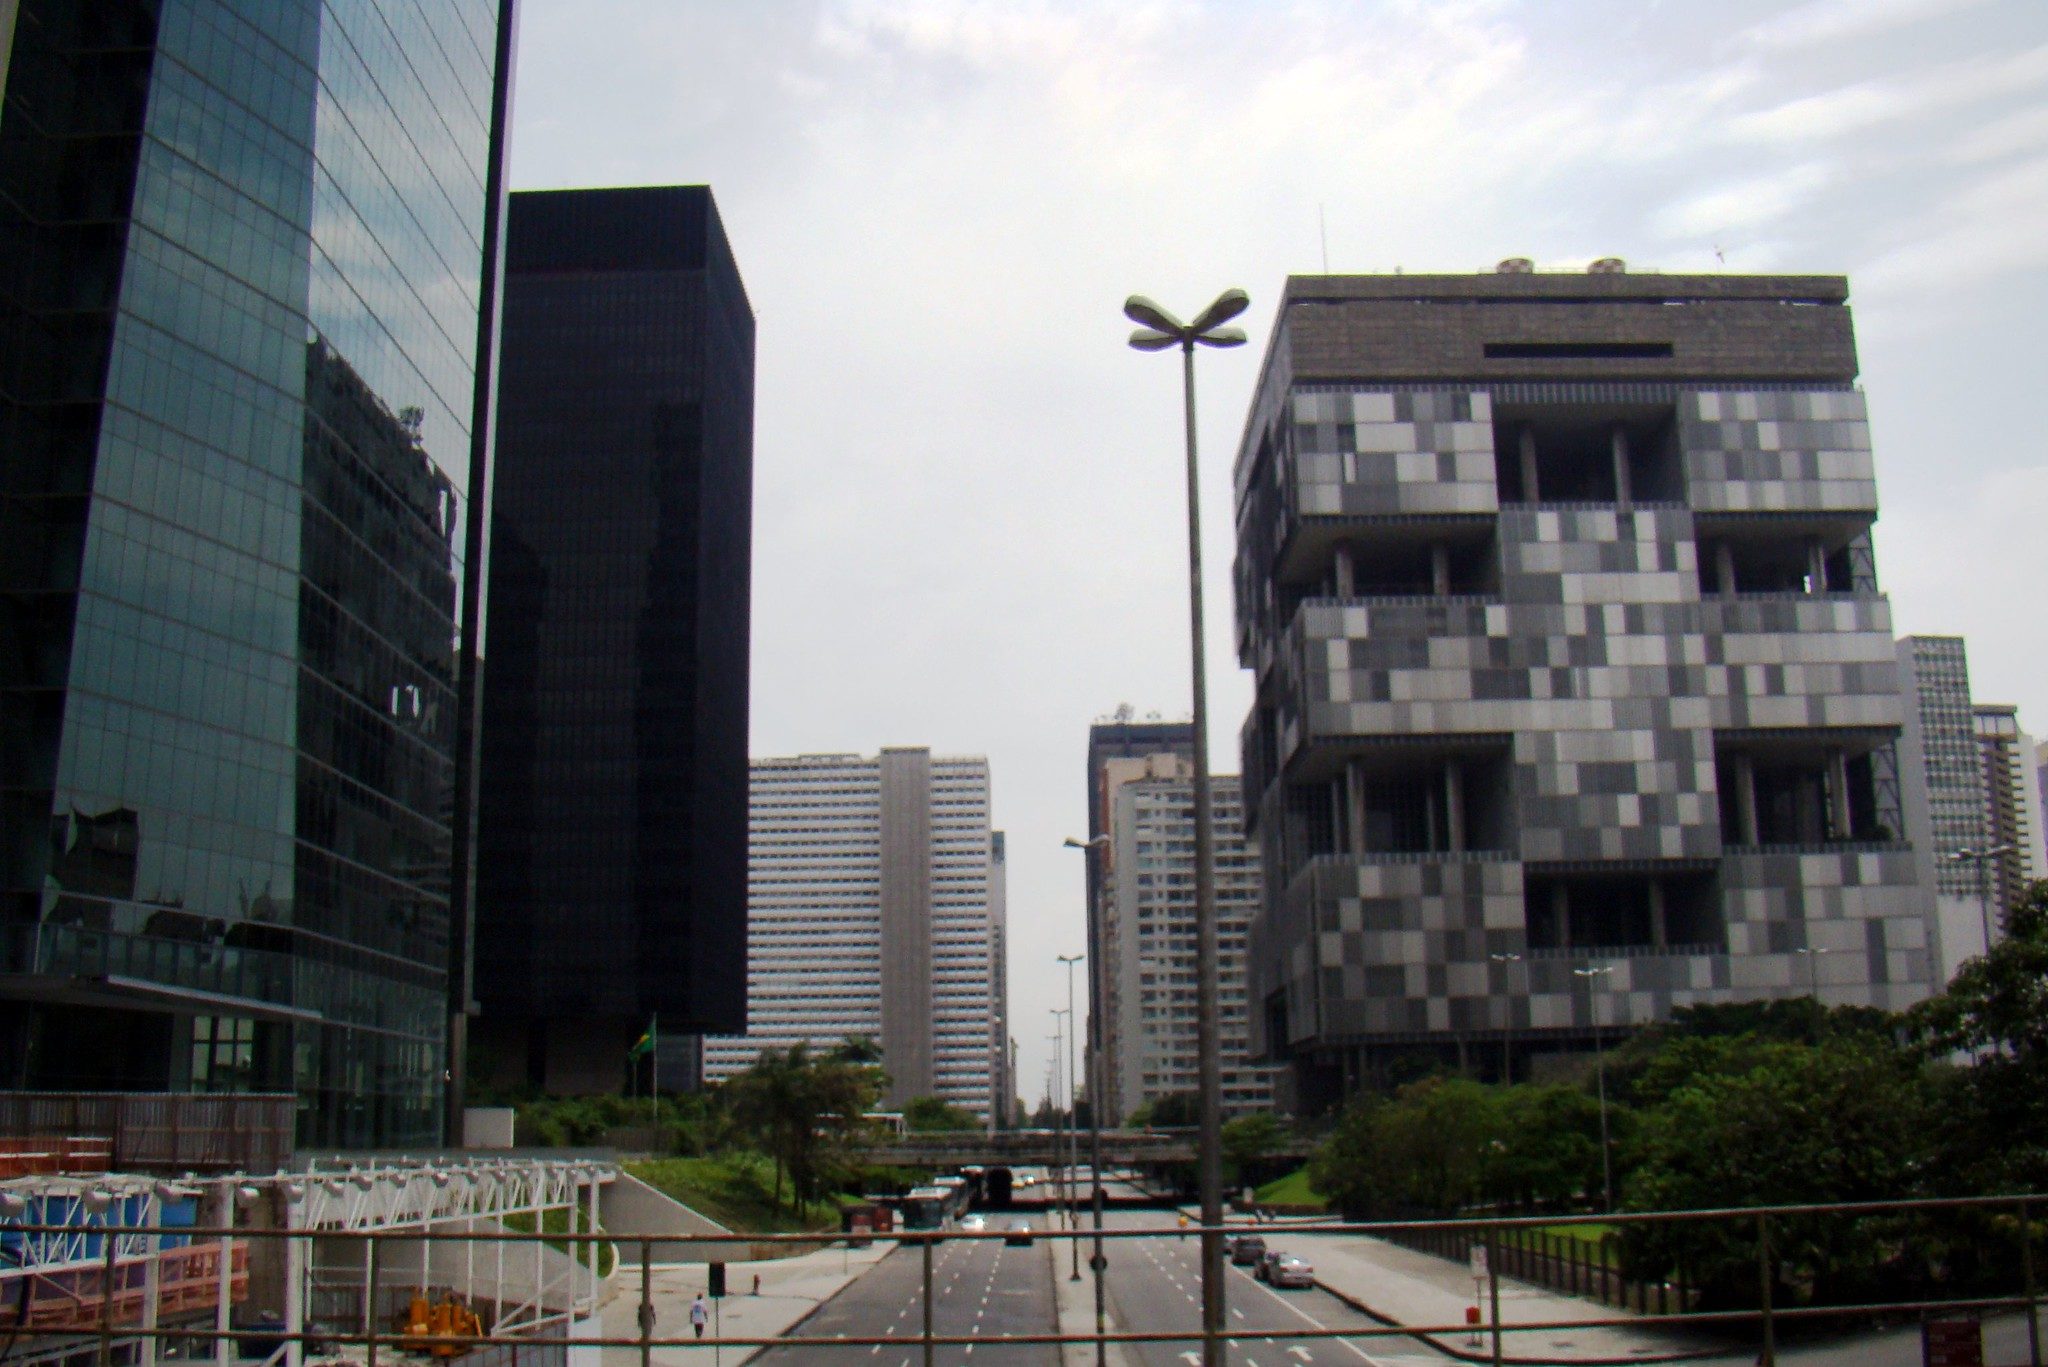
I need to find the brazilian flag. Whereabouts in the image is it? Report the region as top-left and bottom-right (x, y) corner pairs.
(628, 1016), (657, 1058)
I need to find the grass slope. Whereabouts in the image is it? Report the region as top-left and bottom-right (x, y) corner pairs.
(627, 1154), (848, 1235)
(1254, 1167), (1327, 1209)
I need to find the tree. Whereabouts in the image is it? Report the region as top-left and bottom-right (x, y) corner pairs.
(1307, 1078), (1503, 1217)
(725, 1043), (885, 1213)
(1489, 1084), (1604, 1210)
(1905, 879), (2048, 1193)
(1220, 1112), (1282, 1186)
(1619, 1036), (1934, 1307)
(903, 1095), (979, 1132)
(1147, 1091), (1201, 1128)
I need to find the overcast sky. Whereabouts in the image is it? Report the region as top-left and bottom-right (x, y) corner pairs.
(509, 0), (2048, 1108)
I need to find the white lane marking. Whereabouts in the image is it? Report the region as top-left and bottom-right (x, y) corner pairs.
(1231, 1266), (1388, 1367)
(1233, 1308), (1246, 1320)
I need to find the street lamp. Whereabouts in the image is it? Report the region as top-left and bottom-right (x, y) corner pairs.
(1050, 1009), (1071, 1239)
(1125, 286), (1248, 1367)
(1488, 953), (1523, 1082)
(1063, 834), (1113, 1366)
(1949, 845), (2016, 960)
(1573, 963), (1618, 1212)
(1057, 953), (1086, 1282)
(1793, 945), (1831, 999)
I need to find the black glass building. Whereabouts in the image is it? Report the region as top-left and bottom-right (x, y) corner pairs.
(474, 187), (754, 1093)
(0, 0), (516, 1146)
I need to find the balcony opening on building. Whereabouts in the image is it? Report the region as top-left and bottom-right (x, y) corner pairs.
(1717, 734), (1897, 846)
(1491, 403), (1679, 505)
(1524, 867), (1723, 953)
(1323, 528), (1499, 598)
(1696, 525), (1864, 595)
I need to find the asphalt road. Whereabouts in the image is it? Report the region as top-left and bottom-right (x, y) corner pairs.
(753, 1223), (1056, 1366)
(1098, 1211), (1455, 1367)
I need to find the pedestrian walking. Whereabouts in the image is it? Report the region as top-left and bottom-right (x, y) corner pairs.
(690, 1293), (708, 1340)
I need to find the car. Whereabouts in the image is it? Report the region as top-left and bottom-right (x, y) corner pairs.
(1228, 1235), (1266, 1266)
(1268, 1254), (1315, 1289)
(1003, 1220), (1034, 1247)
(1255, 1248), (1286, 1282)
(960, 1215), (986, 1232)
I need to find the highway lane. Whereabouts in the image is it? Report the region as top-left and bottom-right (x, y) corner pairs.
(1098, 1212), (1455, 1367)
(753, 1223), (1055, 1366)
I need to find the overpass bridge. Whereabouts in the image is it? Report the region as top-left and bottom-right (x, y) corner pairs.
(865, 1128), (1315, 1169)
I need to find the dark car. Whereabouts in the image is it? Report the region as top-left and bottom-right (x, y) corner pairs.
(1228, 1234), (1266, 1266)
(1003, 1219), (1034, 1247)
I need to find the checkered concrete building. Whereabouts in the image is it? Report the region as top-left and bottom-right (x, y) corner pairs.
(1232, 268), (1935, 1111)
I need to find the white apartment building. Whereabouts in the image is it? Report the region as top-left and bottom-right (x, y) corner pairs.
(1099, 756), (1277, 1123)
(704, 749), (1004, 1122)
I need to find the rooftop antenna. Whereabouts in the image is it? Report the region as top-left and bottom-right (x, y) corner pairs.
(1318, 203), (1329, 273)
(1713, 244), (1726, 269)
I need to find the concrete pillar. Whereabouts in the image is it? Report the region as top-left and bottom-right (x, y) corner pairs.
(1551, 882), (1572, 950)
(1827, 750), (1853, 840)
(1808, 540), (1829, 595)
(1518, 426), (1540, 503)
(1444, 761), (1466, 853)
(1333, 543), (1355, 597)
(1647, 879), (1668, 950)
(1424, 776), (1442, 853)
(1734, 753), (1760, 846)
(1610, 424), (1633, 510)
(1716, 542), (1738, 597)
(1430, 543), (1451, 596)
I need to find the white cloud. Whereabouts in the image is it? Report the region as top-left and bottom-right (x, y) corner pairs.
(1738, 0), (1994, 50)
(1729, 43), (2048, 144)
(1652, 162), (1835, 239)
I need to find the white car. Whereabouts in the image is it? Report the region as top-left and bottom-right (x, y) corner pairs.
(960, 1214), (986, 1231)
(1269, 1254), (1315, 1289)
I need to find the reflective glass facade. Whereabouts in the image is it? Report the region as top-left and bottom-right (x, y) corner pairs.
(0, 0), (511, 1146)
(474, 188), (753, 1094)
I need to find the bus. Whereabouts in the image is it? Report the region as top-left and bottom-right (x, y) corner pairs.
(900, 1186), (951, 1231)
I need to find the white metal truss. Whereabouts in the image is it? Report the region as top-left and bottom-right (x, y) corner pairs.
(0, 1157), (617, 1367)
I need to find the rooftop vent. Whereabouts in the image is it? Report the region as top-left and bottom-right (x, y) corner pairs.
(1496, 257), (1535, 274)
(1588, 257), (1627, 274)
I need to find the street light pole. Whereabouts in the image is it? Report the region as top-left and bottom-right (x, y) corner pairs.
(1063, 834), (1114, 1366)
(1951, 845), (2016, 960)
(1573, 964), (1618, 1212)
(1048, 1021), (1068, 1236)
(1488, 952), (1522, 1082)
(1126, 288), (1248, 1367)
(1794, 945), (1831, 998)
(1057, 953), (1085, 1282)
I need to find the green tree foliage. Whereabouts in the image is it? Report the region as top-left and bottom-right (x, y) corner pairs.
(1146, 1091), (1201, 1128)
(1220, 1112), (1282, 1184)
(1905, 880), (2048, 1193)
(1619, 1036), (1934, 1306)
(723, 1042), (885, 1214)
(902, 1095), (980, 1132)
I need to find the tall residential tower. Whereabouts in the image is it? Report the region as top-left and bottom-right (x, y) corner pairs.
(706, 749), (1004, 1122)
(1233, 267), (1932, 1109)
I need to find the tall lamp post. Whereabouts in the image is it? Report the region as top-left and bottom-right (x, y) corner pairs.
(1794, 945), (1831, 999)
(1573, 963), (1618, 1212)
(1051, 1009), (1073, 1235)
(1063, 834), (1113, 1365)
(1950, 845), (2015, 960)
(1125, 286), (1248, 1367)
(1488, 952), (1522, 1082)
(1056, 953), (1086, 1281)
(1048, 1020), (1069, 1235)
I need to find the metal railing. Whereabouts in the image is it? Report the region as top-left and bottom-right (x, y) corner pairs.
(1, 1195), (2039, 1367)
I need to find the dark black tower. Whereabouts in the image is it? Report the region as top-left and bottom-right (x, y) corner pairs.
(475, 187), (754, 1092)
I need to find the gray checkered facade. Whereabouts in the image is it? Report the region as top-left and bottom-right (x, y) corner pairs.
(1233, 273), (1934, 1104)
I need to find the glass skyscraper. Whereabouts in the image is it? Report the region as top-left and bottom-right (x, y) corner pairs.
(0, 0), (514, 1146)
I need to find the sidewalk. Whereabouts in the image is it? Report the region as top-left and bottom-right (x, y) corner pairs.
(1291, 1228), (1712, 1363)
(598, 1239), (894, 1365)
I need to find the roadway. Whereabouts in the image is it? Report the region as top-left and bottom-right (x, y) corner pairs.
(1095, 1210), (1454, 1367)
(752, 1221), (1056, 1366)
